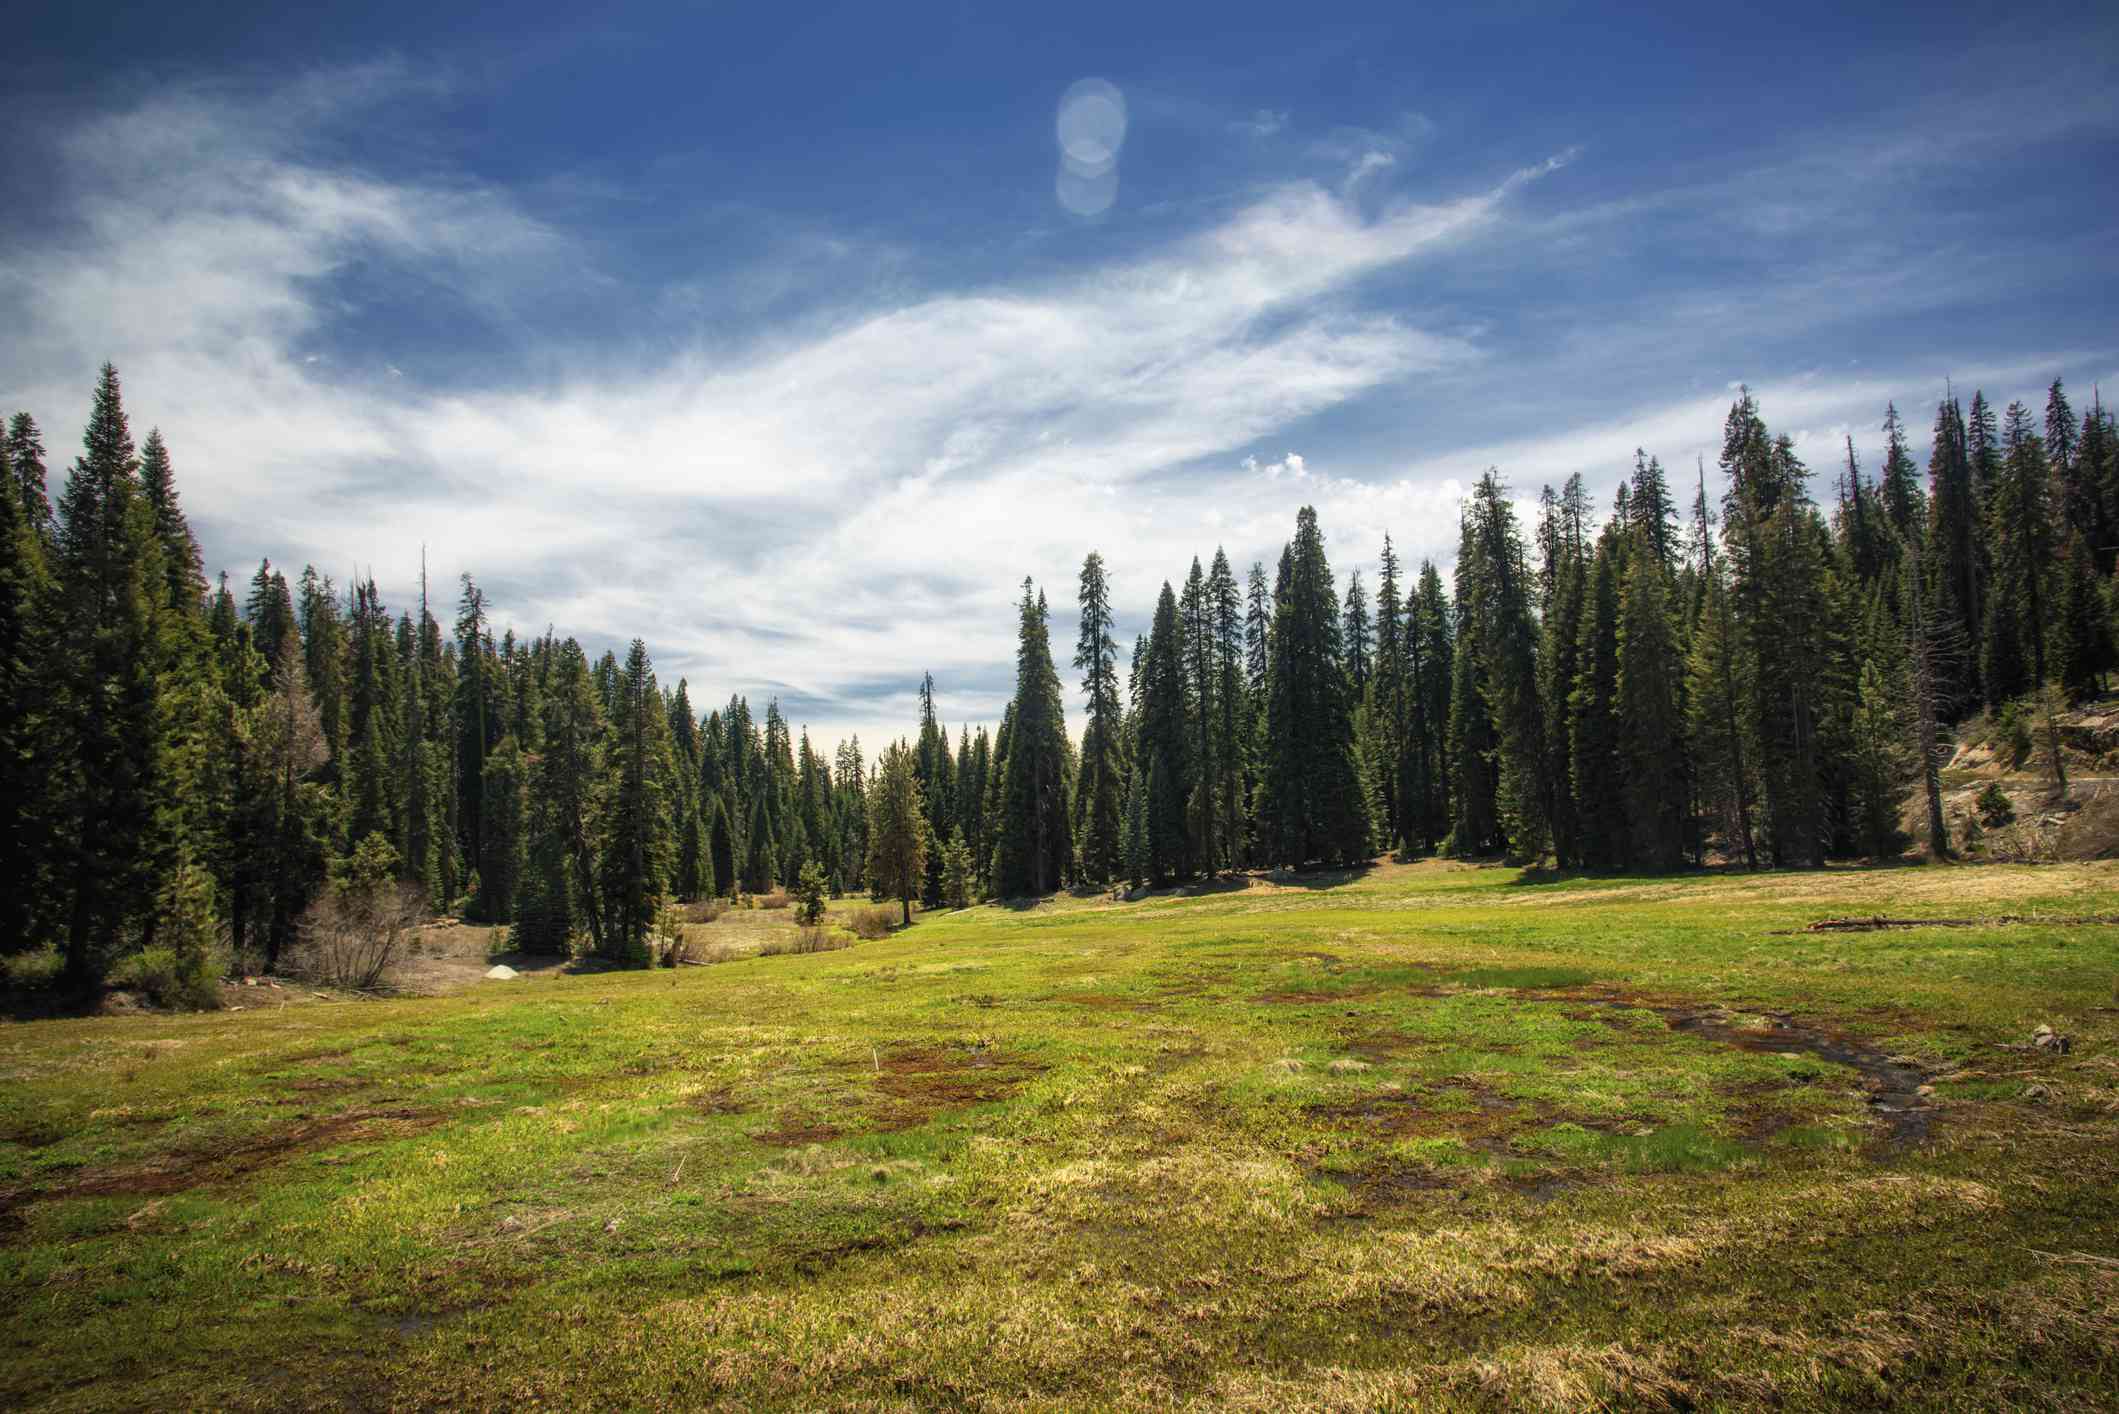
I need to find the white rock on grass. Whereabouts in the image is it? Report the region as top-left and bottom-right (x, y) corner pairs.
(484, 964), (521, 980)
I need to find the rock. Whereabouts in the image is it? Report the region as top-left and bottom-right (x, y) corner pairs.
(484, 964), (521, 980)
(1915, 1084), (1936, 1097)
(603, 1217), (621, 1235)
(2024, 1082), (2054, 1102)
(2032, 1025), (2072, 1055)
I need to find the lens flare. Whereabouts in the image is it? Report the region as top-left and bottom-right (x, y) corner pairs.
(1055, 162), (1118, 217)
(1055, 78), (1126, 217)
(1057, 78), (1127, 168)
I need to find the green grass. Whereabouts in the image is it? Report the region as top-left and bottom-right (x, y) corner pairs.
(3, 858), (2118, 1409)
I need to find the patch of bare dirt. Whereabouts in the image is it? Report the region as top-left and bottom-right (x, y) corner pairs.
(0, 1106), (445, 1219)
(750, 1119), (842, 1147)
(868, 1043), (1047, 1128)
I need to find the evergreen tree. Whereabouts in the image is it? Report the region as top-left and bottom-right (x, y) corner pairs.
(1925, 395), (1983, 713)
(2054, 529), (2113, 699)
(866, 739), (929, 927)
(1617, 550), (1687, 870)
(1986, 401), (2057, 704)
(6, 412), (53, 546)
(1536, 487), (1588, 867)
(136, 429), (205, 614)
(1459, 472), (1549, 861)
(50, 365), (170, 988)
(743, 792), (777, 894)
(992, 580), (1072, 896)
(1256, 507), (1370, 866)
(1136, 582), (1193, 880)
(481, 735), (529, 922)
(1571, 525), (1627, 869)
(708, 793), (736, 899)
(536, 638), (605, 954)
(1407, 560), (1453, 851)
(1207, 548), (1247, 873)
(600, 639), (668, 961)
(1072, 551), (1124, 883)
(0, 433), (51, 952)
(1343, 568), (1371, 698)
(939, 826), (974, 909)
(1685, 570), (1757, 867)
(1878, 402), (1924, 547)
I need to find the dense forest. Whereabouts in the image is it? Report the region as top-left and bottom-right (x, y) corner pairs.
(1, 364), (2114, 999)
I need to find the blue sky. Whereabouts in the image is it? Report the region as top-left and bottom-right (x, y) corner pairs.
(2, 1), (2115, 751)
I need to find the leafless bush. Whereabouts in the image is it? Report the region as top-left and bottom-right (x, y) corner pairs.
(847, 905), (897, 940)
(288, 883), (424, 990)
(758, 925), (851, 957)
(680, 898), (729, 925)
(756, 889), (794, 912)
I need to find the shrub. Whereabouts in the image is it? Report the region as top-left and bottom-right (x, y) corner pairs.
(848, 905), (897, 940)
(795, 862), (828, 926)
(757, 890), (794, 912)
(1997, 701), (2035, 769)
(681, 898), (728, 925)
(0, 947), (64, 996)
(110, 943), (220, 1010)
(758, 926), (851, 957)
(1976, 782), (2016, 829)
(288, 879), (424, 990)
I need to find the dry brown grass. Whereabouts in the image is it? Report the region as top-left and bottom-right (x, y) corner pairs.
(847, 905), (897, 940)
(757, 925), (850, 957)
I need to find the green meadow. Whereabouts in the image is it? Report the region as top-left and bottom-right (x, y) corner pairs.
(4, 858), (2117, 1410)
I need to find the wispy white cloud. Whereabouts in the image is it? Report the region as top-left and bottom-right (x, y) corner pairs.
(0, 71), (1570, 749)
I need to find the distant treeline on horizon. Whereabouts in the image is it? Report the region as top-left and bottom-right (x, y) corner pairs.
(1, 364), (2112, 996)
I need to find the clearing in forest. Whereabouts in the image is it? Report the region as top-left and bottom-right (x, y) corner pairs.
(2, 859), (2116, 1409)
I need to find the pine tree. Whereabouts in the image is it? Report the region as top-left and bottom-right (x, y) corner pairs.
(1617, 549), (1687, 870)
(1878, 402), (1924, 548)
(1207, 548), (1247, 873)
(1925, 395), (1982, 714)
(1628, 452), (1679, 571)
(1072, 552), (1124, 883)
(940, 826), (974, 909)
(1136, 582), (1192, 880)
(1459, 472), (1549, 861)
(1987, 401), (2057, 704)
(1723, 395), (1830, 867)
(1256, 507), (1370, 866)
(708, 794), (736, 898)
(1408, 560), (1453, 851)
(0, 432), (52, 952)
(1120, 764), (1149, 887)
(536, 638), (605, 954)
(2054, 529), (2113, 699)
(1536, 486), (1587, 867)
(1343, 569), (1371, 699)
(481, 735), (529, 922)
(600, 640), (668, 961)
(50, 365), (170, 988)
(866, 739), (929, 927)
(743, 792), (777, 894)
(992, 580), (1072, 896)
(136, 430), (205, 614)
(7, 413), (53, 547)
(1571, 525), (1627, 869)
(1685, 571), (1757, 867)
(1180, 557), (1218, 873)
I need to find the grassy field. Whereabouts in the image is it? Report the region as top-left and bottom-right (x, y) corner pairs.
(4, 860), (2117, 1410)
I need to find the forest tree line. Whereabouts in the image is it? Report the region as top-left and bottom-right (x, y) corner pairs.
(1, 365), (2114, 997)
